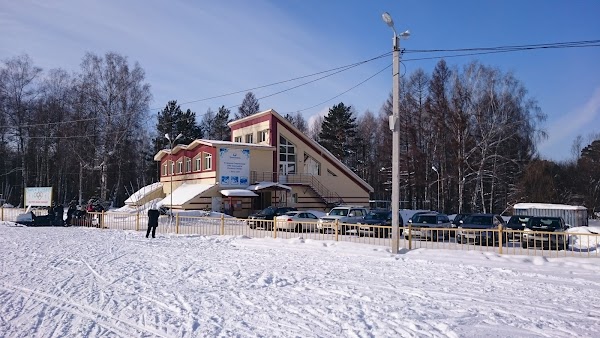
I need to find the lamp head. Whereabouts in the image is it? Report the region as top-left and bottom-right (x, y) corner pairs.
(165, 133), (171, 141)
(175, 133), (183, 141)
(400, 30), (411, 39)
(382, 12), (394, 28)
(432, 166), (438, 173)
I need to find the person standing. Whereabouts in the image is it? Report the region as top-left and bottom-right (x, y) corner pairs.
(66, 202), (76, 226)
(147, 205), (160, 238)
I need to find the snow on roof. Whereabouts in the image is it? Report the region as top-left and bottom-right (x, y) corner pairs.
(124, 182), (163, 204)
(157, 183), (215, 207)
(246, 181), (292, 191)
(220, 189), (258, 197)
(513, 203), (587, 210)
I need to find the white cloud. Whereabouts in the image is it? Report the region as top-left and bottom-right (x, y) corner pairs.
(538, 87), (600, 159)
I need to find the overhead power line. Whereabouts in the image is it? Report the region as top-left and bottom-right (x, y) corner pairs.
(1, 39), (598, 135)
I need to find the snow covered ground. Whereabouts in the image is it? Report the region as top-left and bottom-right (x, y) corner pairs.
(1, 222), (600, 337)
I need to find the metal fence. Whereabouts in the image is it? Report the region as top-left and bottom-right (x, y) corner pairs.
(2, 208), (599, 258)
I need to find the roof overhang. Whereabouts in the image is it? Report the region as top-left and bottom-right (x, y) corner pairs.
(157, 183), (216, 208)
(220, 189), (259, 197)
(246, 181), (292, 192)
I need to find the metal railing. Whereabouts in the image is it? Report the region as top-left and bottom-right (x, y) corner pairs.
(2, 208), (598, 258)
(250, 171), (343, 206)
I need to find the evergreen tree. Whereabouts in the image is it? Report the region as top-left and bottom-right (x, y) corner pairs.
(318, 102), (358, 166)
(283, 112), (308, 133)
(200, 108), (216, 139)
(213, 105), (232, 141)
(155, 100), (202, 149)
(236, 91), (260, 119)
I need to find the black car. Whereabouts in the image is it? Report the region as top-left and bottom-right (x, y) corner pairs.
(247, 206), (297, 230)
(521, 216), (569, 250)
(451, 213), (471, 229)
(355, 210), (403, 238)
(505, 215), (533, 241)
(456, 213), (506, 245)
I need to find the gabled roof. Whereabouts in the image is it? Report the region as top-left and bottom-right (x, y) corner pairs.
(154, 139), (275, 161)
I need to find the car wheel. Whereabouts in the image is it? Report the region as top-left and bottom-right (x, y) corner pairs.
(456, 235), (462, 244)
(295, 224), (303, 233)
(319, 228), (325, 234)
(404, 235), (410, 240)
(521, 241), (528, 249)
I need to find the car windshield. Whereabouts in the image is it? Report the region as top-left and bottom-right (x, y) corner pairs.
(527, 218), (562, 229)
(413, 215), (437, 224)
(463, 215), (493, 226)
(284, 211), (300, 217)
(365, 212), (389, 220)
(508, 216), (530, 225)
(329, 209), (349, 216)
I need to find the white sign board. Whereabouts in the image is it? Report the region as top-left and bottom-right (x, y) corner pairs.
(218, 148), (250, 187)
(25, 187), (53, 206)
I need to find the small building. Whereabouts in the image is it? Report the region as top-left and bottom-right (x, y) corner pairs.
(147, 109), (373, 217)
(513, 203), (588, 227)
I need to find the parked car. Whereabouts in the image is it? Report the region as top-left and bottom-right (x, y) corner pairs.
(521, 216), (569, 250)
(405, 213), (451, 241)
(505, 215), (533, 241)
(456, 213), (506, 246)
(247, 206), (297, 230)
(274, 210), (325, 232)
(355, 210), (404, 238)
(317, 206), (368, 234)
(451, 213), (471, 229)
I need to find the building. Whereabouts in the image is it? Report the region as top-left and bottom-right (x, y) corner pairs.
(137, 109), (372, 217)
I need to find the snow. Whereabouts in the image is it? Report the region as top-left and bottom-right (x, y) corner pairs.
(157, 183), (215, 207)
(246, 181), (292, 191)
(124, 182), (163, 205)
(220, 189), (258, 197)
(2, 222), (600, 337)
(514, 203), (587, 210)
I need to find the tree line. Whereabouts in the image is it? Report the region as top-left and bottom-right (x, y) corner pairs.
(1, 53), (598, 215)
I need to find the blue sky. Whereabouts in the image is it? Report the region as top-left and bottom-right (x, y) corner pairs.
(1, 0), (599, 161)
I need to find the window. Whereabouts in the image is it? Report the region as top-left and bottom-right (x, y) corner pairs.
(234, 136), (242, 143)
(303, 153), (321, 175)
(292, 193), (298, 204)
(258, 130), (268, 142)
(170, 161), (175, 175)
(203, 152), (212, 170)
(162, 163), (168, 176)
(245, 133), (253, 143)
(177, 160), (183, 174)
(279, 136), (296, 174)
(185, 158), (191, 173)
(194, 157), (201, 171)
(327, 169), (337, 177)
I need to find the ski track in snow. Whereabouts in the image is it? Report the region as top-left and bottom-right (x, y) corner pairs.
(1, 224), (600, 337)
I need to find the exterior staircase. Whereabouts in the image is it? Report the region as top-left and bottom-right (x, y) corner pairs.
(250, 172), (344, 207)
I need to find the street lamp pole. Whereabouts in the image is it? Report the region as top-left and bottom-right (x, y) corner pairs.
(382, 12), (409, 254)
(165, 133), (183, 229)
(432, 166), (440, 211)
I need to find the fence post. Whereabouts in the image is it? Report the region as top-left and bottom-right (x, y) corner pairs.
(498, 224), (504, 255)
(220, 214), (225, 235)
(102, 210), (106, 229)
(1, 207), (3, 221)
(136, 212), (140, 232)
(273, 220), (277, 239)
(408, 224), (412, 250)
(176, 213), (180, 234)
(335, 219), (339, 242)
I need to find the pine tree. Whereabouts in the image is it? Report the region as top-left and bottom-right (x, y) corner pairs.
(155, 100), (202, 149)
(318, 102), (358, 166)
(236, 92), (260, 119)
(213, 105), (232, 141)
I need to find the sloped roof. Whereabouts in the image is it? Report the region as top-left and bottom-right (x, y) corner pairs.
(124, 182), (163, 204)
(157, 183), (216, 208)
(154, 139), (275, 161)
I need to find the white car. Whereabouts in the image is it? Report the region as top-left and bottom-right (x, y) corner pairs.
(275, 210), (325, 232)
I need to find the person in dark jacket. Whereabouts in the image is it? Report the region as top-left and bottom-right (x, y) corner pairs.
(66, 201), (77, 226)
(147, 204), (160, 238)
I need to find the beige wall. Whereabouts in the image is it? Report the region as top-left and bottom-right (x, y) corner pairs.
(231, 121), (271, 145)
(249, 148), (274, 177)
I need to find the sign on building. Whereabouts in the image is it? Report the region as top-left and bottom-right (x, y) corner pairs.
(218, 148), (250, 187)
(25, 187), (53, 206)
